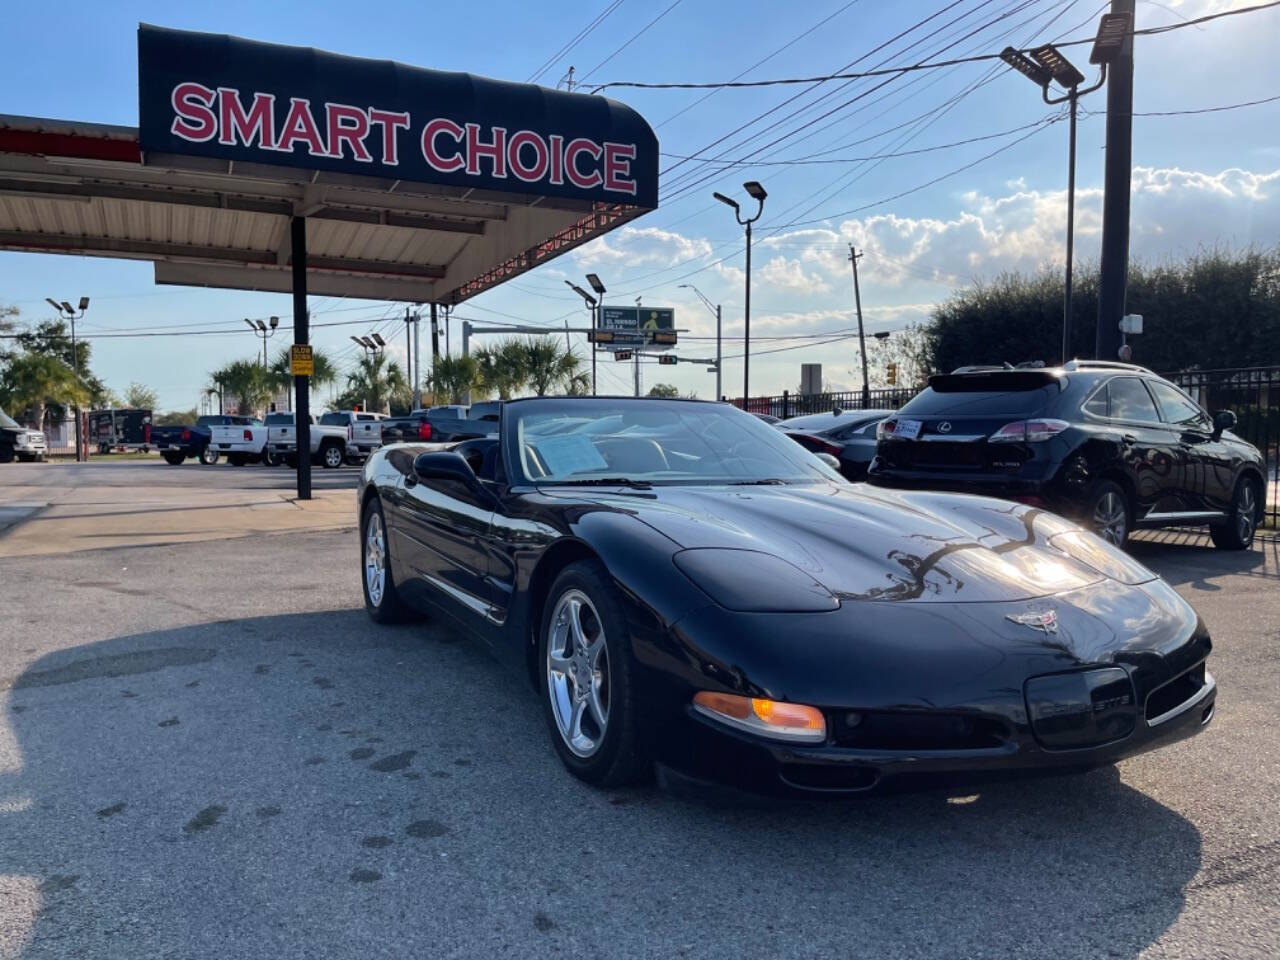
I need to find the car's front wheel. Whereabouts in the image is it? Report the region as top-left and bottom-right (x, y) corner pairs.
(321, 441), (344, 469)
(1210, 476), (1260, 551)
(361, 499), (408, 623)
(199, 446), (219, 466)
(162, 451), (186, 466)
(1087, 480), (1130, 547)
(539, 561), (648, 787)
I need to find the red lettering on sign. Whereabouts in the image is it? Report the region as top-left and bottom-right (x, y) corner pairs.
(326, 103), (372, 162)
(548, 134), (565, 185)
(368, 108), (410, 165)
(171, 82), (217, 142)
(564, 138), (602, 189)
(276, 98), (327, 156)
(217, 88), (276, 149)
(507, 130), (549, 183)
(465, 123), (507, 179)
(603, 142), (637, 195)
(422, 118), (465, 172)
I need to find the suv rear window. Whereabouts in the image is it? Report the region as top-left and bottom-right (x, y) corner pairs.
(265, 413), (293, 425)
(900, 376), (1060, 416)
(319, 412), (348, 426)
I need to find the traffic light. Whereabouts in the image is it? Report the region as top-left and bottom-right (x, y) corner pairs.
(658, 355), (677, 366)
(615, 350), (632, 361)
(887, 362), (898, 386)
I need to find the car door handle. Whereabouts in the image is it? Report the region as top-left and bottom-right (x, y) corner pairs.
(404, 474), (417, 488)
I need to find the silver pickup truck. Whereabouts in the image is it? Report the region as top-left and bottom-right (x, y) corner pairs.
(318, 410), (385, 463)
(264, 412), (348, 469)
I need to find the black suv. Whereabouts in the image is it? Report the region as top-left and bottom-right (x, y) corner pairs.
(868, 361), (1267, 549)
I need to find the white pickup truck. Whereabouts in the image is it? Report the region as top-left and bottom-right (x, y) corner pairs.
(318, 410), (385, 463)
(264, 412), (348, 469)
(208, 418), (269, 466)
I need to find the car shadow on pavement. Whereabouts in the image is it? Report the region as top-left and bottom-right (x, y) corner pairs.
(1, 610), (1202, 960)
(1129, 532), (1279, 590)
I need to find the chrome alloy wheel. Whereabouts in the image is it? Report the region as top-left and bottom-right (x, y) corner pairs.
(1093, 491), (1128, 545)
(546, 589), (610, 758)
(1237, 482), (1257, 542)
(324, 445), (343, 468)
(365, 510), (386, 606)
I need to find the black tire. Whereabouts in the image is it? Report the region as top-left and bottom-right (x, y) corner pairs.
(538, 560), (649, 787)
(162, 451), (186, 466)
(0, 445), (14, 464)
(17, 453), (34, 463)
(262, 448), (282, 467)
(1086, 479), (1130, 547)
(199, 446), (219, 466)
(360, 498), (409, 623)
(320, 441), (344, 469)
(228, 453), (247, 467)
(1210, 475), (1260, 551)
(284, 453), (299, 469)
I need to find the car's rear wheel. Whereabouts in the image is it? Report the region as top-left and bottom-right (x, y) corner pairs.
(199, 446), (218, 466)
(162, 451), (186, 465)
(1087, 480), (1130, 547)
(263, 448), (282, 467)
(0, 445), (13, 464)
(321, 442), (344, 469)
(1210, 476), (1259, 551)
(539, 560), (648, 787)
(361, 499), (408, 623)
(228, 453), (246, 467)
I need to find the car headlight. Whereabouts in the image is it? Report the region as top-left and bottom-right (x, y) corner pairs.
(1048, 530), (1156, 585)
(693, 691), (827, 743)
(673, 548), (839, 612)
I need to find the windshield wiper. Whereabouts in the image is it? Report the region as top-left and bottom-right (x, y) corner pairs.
(543, 477), (653, 489)
(728, 478), (790, 485)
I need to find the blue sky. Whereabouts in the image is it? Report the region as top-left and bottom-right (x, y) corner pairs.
(2, 0), (1278, 408)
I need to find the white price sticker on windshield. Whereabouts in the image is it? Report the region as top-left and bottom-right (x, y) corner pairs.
(895, 418), (922, 440)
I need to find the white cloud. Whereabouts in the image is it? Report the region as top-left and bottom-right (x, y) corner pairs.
(758, 256), (831, 293)
(573, 225), (713, 268)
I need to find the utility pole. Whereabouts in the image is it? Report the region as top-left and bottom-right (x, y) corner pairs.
(404, 306), (413, 405)
(848, 246), (871, 408)
(1097, 0), (1135, 361)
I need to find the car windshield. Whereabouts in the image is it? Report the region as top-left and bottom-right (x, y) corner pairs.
(0, 408), (20, 430)
(505, 398), (840, 485)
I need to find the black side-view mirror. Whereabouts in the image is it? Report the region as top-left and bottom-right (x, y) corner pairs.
(1212, 410), (1236, 438)
(413, 451), (492, 503)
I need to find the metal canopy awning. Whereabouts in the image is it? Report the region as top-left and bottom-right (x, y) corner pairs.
(0, 113), (644, 304)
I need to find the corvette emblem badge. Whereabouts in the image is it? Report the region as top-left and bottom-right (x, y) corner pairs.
(938, 421), (952, 433)
(1006, 610), (1059, 634)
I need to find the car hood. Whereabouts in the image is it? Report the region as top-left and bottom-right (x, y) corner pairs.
(553, 482), (1152, 603)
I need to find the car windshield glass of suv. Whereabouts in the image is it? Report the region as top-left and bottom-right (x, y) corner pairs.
(901, 373), (1061, 416)
(507, 399), (838, 485)
(0, 408), (20, 429)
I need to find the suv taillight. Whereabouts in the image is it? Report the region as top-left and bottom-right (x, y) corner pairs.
(243, 429), (253, 441)
(876, 419), (897, 441)
(418, 421), (433, 440)
(181, 429), (190, 441)
(988, 419), (1070, 443)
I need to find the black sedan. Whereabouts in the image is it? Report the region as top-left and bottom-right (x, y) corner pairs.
(780, 408), (895, 480)
(357, 397), (1215, 797)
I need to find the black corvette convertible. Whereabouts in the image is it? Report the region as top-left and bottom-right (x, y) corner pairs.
(357, 397), (1215, 797)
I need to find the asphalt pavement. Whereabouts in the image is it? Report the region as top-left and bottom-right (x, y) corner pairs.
(0, 484), (1278, 958)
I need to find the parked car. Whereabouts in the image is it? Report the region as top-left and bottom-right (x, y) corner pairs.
(357, 396), (1216, 797)
(0, 407), (47, 462)
(88, 408), (152, 453)
(868, 360), (1267, 549)
(380, 401), (501, 444)
(152, 414), (257, 465)
(318, 410), (386, 463)
(780, 409), (895, 480)
(208, 417), (268, 466)
(265, 411), (348, 469)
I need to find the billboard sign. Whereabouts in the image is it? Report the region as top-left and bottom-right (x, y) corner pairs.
(137, 25), (659, 208)
(596, 306), (675, 351)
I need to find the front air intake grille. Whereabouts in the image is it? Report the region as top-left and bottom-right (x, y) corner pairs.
(1145, 662), (1207, 723)
(831, 711), (1009, 751)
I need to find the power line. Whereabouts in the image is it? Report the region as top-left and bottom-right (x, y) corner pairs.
(526, 0), (626, 84)
(590, 1), (1280, 92)
(577, 0), (684, 84)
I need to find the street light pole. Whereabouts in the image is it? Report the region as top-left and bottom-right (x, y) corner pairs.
(46, 296), (89, 461)
(714, 181), (766, 406)
(679, 283), (722, 401)
(1063, 87), (1078, 363)
(586, 274), (607, 397)
(848, 247), (871, 408)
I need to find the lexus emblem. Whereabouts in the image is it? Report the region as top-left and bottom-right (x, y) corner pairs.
(1006, 610), (1059, 634)
(937, 421), (952, 433)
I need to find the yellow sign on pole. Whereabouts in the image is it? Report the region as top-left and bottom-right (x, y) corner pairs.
(290, 344), (314, 377)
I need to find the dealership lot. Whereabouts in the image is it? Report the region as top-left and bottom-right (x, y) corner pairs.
(0, 464), (1278, 959)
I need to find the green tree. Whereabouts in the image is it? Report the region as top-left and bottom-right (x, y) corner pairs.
(0, 350), (88, 430)
(155, 407), (198, 426)
(647, 383), (680, 398)
(339, 352), (408, 414)
(424, 354), (479, 405)
(268, 345), (338, 400)
(11, 319), (111, 410)
(474, 339), (529, 399)
(521, 336), (583, 396)
(123, 382), (159, 409)
(209, 359), (274, 416)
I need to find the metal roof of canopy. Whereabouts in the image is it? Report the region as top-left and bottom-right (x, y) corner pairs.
(0, 113), (646, 303)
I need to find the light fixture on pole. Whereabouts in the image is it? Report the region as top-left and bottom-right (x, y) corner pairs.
(245, 315), (279, 367)
(587, 274), (608, 395)
(1000, 17), (1118, 363)
(679, 283), (722, 401)
(714, 181), (765, 406)
(46, 296), (90, 461)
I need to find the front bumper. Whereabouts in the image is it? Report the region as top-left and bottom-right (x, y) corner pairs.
(13, 432), (47, 453)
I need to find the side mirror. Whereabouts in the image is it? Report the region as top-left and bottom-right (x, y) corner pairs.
(815, 452), (842, 472)
(414, 450), (479, 488)
(1212, 410), (1236, 438)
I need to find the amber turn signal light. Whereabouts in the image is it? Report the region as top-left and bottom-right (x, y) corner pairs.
(693, 691), (826, 742)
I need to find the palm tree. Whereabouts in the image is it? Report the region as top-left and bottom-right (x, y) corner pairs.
(474, 338), (529, 399)
(424, 354), (479, 405)
(343, 352), (408, 414)
(522, 336), (583, 396)
(210, 359), (273, 416)
(268, 346), (338, 404)
(0, 350), (88, 430)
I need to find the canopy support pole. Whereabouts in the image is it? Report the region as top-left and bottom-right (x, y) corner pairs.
(291, 215), (312, 501)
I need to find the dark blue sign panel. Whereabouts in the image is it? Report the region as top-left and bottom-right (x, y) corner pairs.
(137, 25), (658, 208)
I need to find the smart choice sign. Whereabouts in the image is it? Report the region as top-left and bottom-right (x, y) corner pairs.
(137, 25), (658, 208)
